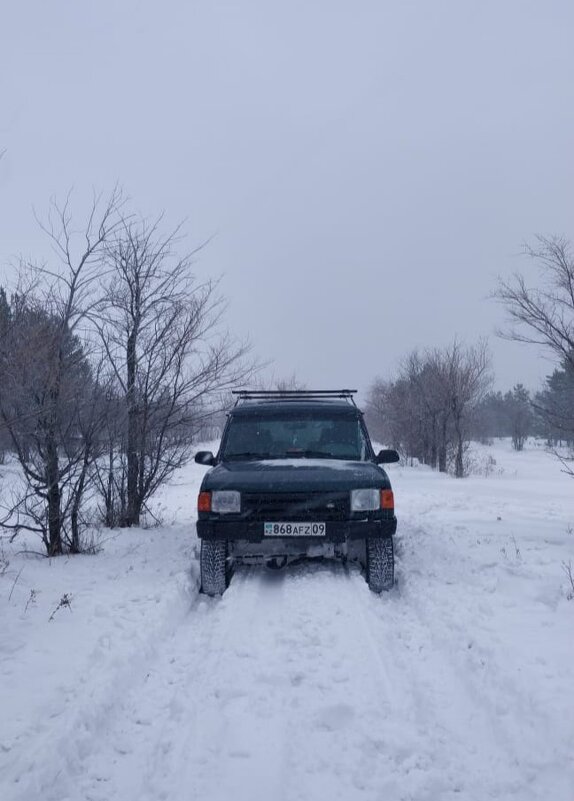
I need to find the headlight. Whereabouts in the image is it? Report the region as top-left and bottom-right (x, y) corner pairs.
(351, 488), (380, 512)
(211, 490), (241, 514)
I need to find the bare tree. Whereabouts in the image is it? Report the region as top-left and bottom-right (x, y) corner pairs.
(495, 236), (574, 370)
(506, 384), (532, 451)
(368, 368), (436, 465)
(0, 286), (11, 463)
(0, 190), (123, 554)
(495, 235), (574, 449)
(365, 377), (391, 445)
(400, 350), (455, 471)
(94, 216), (253, 527)
(248, 372), (307, 393)
(368, 340), (491, 476)
(274, 373), (307, 392)
(442, 340), (491, 477)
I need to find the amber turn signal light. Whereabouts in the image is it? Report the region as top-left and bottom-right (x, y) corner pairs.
(198, 491), (212, 513)
(380, 489), (394, 509)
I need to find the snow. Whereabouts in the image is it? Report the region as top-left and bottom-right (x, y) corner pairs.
(1, 439), (573, 801)
(255, 458), (361, 469)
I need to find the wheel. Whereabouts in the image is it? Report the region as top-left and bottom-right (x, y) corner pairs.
(366, 537), (394, 593)
(200, 540), (229, 596)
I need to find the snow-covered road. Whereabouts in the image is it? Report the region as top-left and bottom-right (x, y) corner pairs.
(1, 440), (573, 800)
(73, 560), (560, 801)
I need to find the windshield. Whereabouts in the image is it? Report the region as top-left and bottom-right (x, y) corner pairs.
(221, 414), (370, 461)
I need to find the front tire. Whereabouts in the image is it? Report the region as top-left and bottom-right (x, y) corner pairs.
(200, 540), (229, 596)
(366, 537), (394, 593)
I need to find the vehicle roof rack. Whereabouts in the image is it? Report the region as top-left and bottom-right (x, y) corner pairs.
(232, 389), (358, 407)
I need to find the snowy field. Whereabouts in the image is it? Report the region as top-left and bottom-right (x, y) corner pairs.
(1, 439), (573, 801)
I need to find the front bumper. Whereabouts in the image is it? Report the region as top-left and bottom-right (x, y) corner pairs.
(196, 517), (397, 542)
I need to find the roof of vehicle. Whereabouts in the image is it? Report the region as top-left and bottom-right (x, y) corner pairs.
(230, 400), (362, 417)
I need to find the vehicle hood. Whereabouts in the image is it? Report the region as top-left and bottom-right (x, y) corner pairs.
(201, 459), (391, 492)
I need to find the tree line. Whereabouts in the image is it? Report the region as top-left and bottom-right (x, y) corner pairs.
(0, 190), (253, 555)
(473, 369), (574, 449)
(367, 235), (574, 472)
(366, 340), (491, 476)
(367, 362), (573, 475)
(1, 189), (573, 556)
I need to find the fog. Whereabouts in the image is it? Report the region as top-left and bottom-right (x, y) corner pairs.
(2, 0), (573, 397)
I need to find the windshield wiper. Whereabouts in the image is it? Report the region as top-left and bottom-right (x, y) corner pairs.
(224, 450), (351, 461)
(280, 450), (336, 459)
(224, 452), (270, 461)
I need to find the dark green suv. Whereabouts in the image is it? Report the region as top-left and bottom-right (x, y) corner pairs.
(195, 390), (398, 595)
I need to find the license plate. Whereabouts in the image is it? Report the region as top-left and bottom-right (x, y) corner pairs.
(264, 521), (326, 537)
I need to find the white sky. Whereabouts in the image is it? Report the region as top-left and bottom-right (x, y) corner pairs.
(1, 0), (573, 397)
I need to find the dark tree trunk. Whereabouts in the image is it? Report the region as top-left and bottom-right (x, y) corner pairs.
(104, 445), (115, 527)
(70, 507), (79, 552)
(45, 434), (62, 555)
(430, 414), (438, 469)
(438, 416), (448, 473)
(125, 329), (140, 527)
(454, 416), (464, 478)
(455, 440), (464, 477)
(70, 446), (91, 552)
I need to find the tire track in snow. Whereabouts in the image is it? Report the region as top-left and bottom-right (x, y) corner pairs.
(173, 560), (410, 801)
(140, 566), (292, 801)
(392, 520), (574, 800)
(122, 562), (401, 801)
(71, 561), (420, 801)
(348, 573), (520, 800)
(78, 567), (266, 801)
(3, 567), (196, 801)
(24, 550), (564, 801)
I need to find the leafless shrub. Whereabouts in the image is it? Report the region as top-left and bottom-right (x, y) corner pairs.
(550, 448), (574, 480)
(562, 561), (574, 600)
(562, 561), (574, 601)
(49, 592), (73, 621)
(500, 536), (521, 562)
(24, 588), (38, 613)
(464, 451), (501, 478)
(75, 527), (104, 555)
(8, 567), (24, 601)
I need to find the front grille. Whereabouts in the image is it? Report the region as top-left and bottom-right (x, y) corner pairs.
(242, 491), (349, 521)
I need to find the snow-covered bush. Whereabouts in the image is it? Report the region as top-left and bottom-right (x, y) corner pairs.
(464, 450), (503, 478)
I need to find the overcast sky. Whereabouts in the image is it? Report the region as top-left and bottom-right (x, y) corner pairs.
(1, 0), (573, 398)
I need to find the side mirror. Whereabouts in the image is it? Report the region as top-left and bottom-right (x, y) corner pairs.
(195, 450), (216, 466)
(375, 449), (400, 464)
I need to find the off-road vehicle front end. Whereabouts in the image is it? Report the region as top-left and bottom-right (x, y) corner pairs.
(195, 390), (398, 595)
